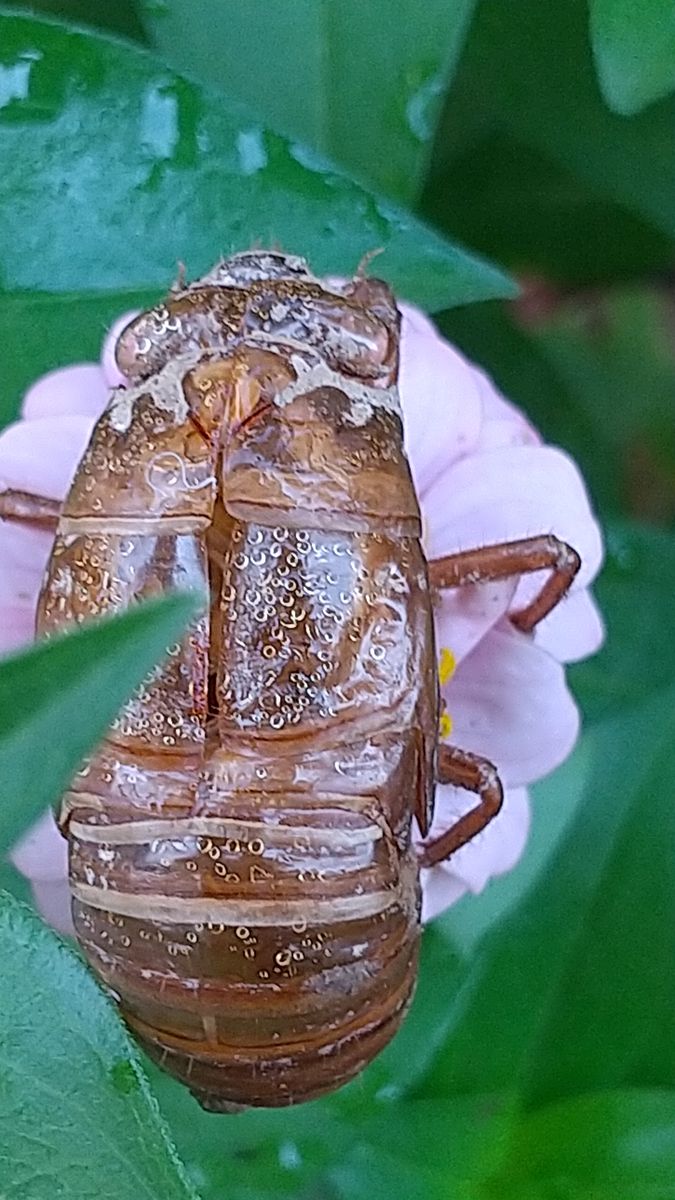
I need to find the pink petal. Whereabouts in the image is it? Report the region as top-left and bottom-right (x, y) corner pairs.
(0, 415), (95, 500)
(534, 587), (605, 663)
(0, 522), (53, 607)
(401, 323), (483, 495)
(420, 786), (530, 923)
(432, 577), (517, 666)
(10, 809), (74, 936)
(448, 620), (580, 787)
(473, 417), (536, 453)
(28, 880), (75, 937)
(101, 311), (140, 387)
(423, 444), (604, 595)
(397, 300), (443, 341)
(10, 809), (68, 882)
(471, 364), (540, 443)
(22, 364), (109, 421)
(420, 870), (468, 922)
(0, 604), (36, 652)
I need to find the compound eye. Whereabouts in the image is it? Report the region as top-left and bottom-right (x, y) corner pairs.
(115, 314), (154, 381)
(315, 301), (392, 377)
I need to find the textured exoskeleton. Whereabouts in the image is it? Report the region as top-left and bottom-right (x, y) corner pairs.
(38, 252), (438, 1108)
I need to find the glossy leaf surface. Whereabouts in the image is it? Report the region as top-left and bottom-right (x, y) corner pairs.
(0, 894), (197, 1200)
(0, 9), (511, 428)
(498, 1089), (675, 1198)
(423, 0), (675, 282)
(139, 0), (478, 203)
(0, 594), (196, 851)
(591, 0), (675, 116)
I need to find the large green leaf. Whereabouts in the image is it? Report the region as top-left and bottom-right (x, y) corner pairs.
(10, 0), (147, 39)
(496, 1089), (675, 1198)
(590, 0), (675, 116)
(0, 593), (196, 852)
(412, 683), (675, 1101)
(150, 1069), (354, 1200)
(139, 0), (478, 205)
(423, 133), (674, 286)
(0, 10), (511, 427)
(148, 1091), (509, 1200)
(519, 699), (675, 1106)
(329, 1097), (512, 1200)
(0, 287), (155, 429)
(570, 521), (675, 722)
(0, 893), (197, 1200)
(424, 0), (675, 280)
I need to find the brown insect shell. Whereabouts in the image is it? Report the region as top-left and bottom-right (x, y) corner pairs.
(39, 254), (439, 1110)
(221, 349), (421, 534)
(115, 272), (395, 387)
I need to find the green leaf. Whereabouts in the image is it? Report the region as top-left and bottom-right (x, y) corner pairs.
(0, 893), (197, 1200)
(150, 1067), (354, 1200)
(423, 134), (674, 286)
(332, 1097), (513, 1199)
(413, 684), (675, 1102)
(591, 0), (675, 116)
(424, 0), (675, 277)
(0, 287), (155, 430)
(519, 699), (675, 1106)
(10, 0), (147, 40)
(0, 10), (512, 427)
(151, 1073), (512, 1200)
(0, 593), (196, 852)
(330, 1144), (462, 1200)
(139, 0), (478, 204)
(497, 1089), (675, 1198)
(569, 521), (675, 722)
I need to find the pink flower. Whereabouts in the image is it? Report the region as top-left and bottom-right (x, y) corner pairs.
(2, 305), (603, 933)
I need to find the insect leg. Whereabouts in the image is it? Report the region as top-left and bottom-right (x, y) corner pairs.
(420, 744), (503, 866)
(0, 487), (61, 529)
(427, 534), (580, 632)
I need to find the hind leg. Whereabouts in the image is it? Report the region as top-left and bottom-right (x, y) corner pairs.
(427, 534), (580, 632)
(422, 534), (580, 864)
(421, 745), (503, 866)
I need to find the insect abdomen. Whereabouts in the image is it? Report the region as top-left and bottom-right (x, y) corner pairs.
(68, 779), (419, 1108)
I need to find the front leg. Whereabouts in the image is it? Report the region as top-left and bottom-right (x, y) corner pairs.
(427, 534), (580, 632)
(421, 744), (503, 866)
(0, 488), (61, 529)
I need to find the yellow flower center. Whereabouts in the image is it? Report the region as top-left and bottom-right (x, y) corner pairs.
(439, 710), (453, 740)
(437, 646), (456, 741)
(438, 646), (456, 686)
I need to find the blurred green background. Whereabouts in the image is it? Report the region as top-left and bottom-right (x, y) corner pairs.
(0, 2), (674, 1198)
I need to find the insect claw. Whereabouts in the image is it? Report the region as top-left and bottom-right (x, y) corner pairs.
(355, 246), (385, 278)
(171, 260), (188, 292)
